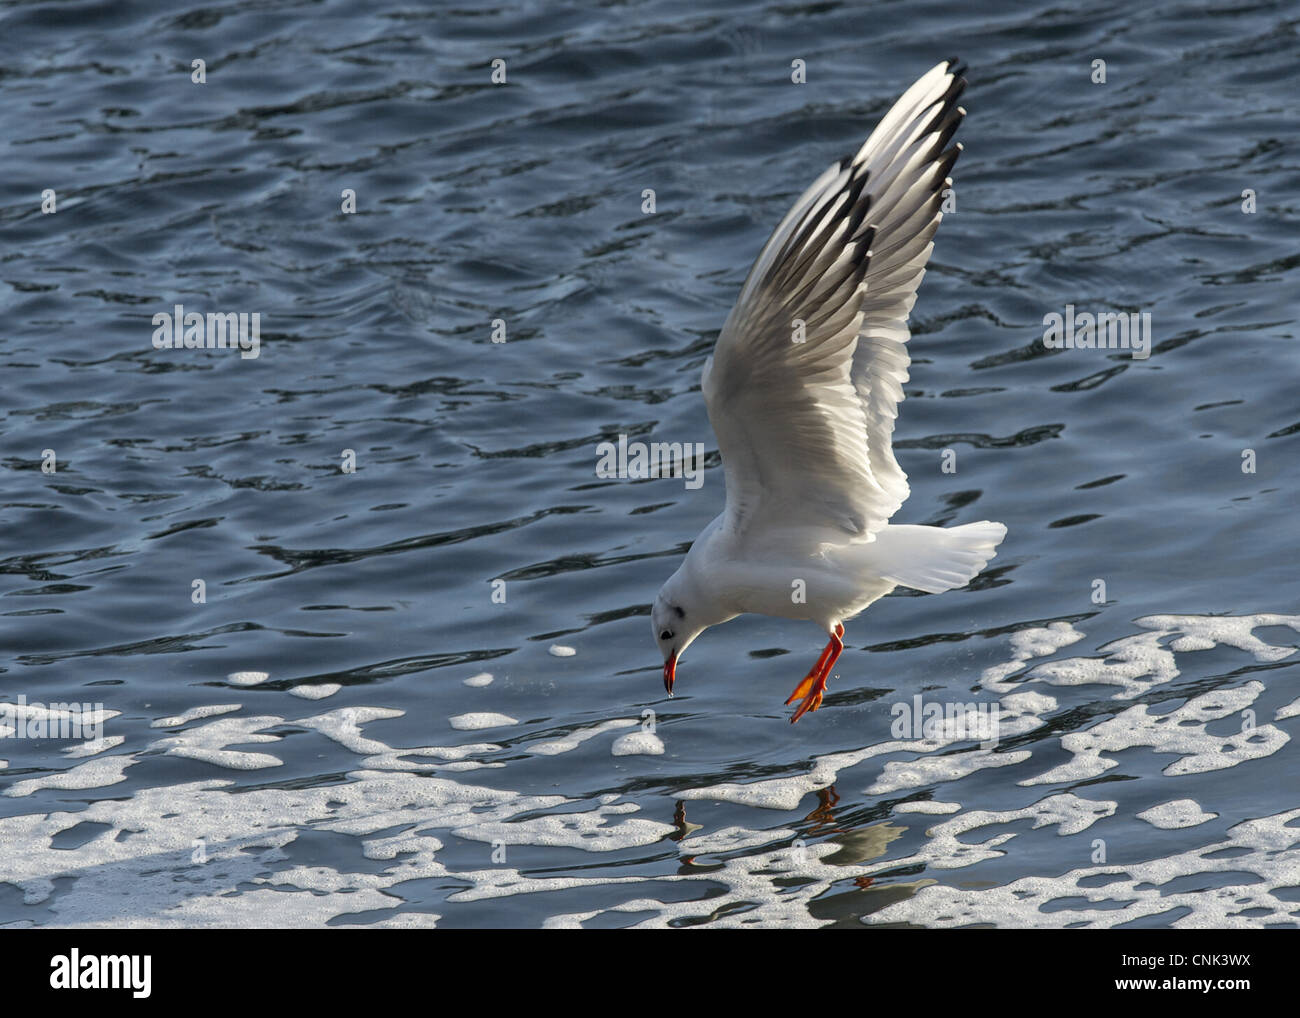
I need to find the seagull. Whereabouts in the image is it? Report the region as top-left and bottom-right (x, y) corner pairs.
(651, 59), (1006, 723)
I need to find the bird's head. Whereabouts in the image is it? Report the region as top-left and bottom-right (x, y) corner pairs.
(651, 574), (710, 696)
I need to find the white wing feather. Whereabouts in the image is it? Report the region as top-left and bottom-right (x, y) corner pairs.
(703, 60), (967, 544)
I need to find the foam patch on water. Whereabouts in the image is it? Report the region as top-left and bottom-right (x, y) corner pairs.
(226, 671), (271, 687)
(679, 825), (795, 856)
(548, 645), (576, 657)
(529, 719), (637, 756)
(867, 747), (1033, 795)
(866, 807), (1300, 928)
(64, 737), (125, 758)
(1276, 696), (1300, 721)
(980, 622), (1086, 694)
(679, 699), (1045, 810)
(1138, 799), (1218, 829)
(982, 613), (1300, 702)
(0, 768), (567, 920)
(288, 684), (341, 700)
(1019, 681), (1288, 785)
(152, 704), (242, 728)
(895, 800), (962, 814)
(452, 800), (676, 853)
(1, 702), (120, 732)
(297, 707), (502, 772)
(1024, 631), (1179, 699)
(463, 672), (494, 688)
(611, 731), (664, 756)
(904, 793), (1116, 870)
(1137, 613), (1300, 661)
(152, 716), (284, 771)
(5, 757), (133, 798)
(449, 712), (519, 731)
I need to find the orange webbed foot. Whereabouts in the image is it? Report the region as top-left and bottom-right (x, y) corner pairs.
(787, 624), (844, 724)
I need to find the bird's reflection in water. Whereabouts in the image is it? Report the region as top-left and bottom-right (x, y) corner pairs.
(670, 801), (697, 843)
(817, 821), (936, 927)
(803, 786), (841, 834)
(669, 792), (934, 924)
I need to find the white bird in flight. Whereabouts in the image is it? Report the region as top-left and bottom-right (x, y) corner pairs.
(651, 59), (1006, 723)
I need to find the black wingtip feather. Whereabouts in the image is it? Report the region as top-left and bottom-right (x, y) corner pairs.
(940, 73), (967, 110)
(932, 102), (966, 152)
(936, 143), (962, 181)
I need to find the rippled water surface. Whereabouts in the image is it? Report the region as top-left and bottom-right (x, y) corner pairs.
(2, 0), (1299, 927)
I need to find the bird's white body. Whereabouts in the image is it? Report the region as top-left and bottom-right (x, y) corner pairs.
(666, 515), (1005, 634)
(651, 60), (1006, 719)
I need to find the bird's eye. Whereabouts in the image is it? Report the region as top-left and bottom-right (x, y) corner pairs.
(660, 629), (674, 641)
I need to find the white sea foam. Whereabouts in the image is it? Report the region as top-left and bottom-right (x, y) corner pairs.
(867, 747), (1032, 795)
(866, 807), (1300, 928)
(152, 716), (285, 771)
(1024, 631), (1179, 699)
(980, 621), (1085, 694)
(226, 671), (271, 686)
(1137, 799), (1218, 829)
(894, 800), (961, 815)
(1, 702), (120, 729)
(64, 736), (125, 758)
(530, 719), (637, 756)
(2, 612), (1296, 929)
(678, 700), (1045, 810)
(5, 756), (134, 798)
(449, 712), (519, 731)
(679, 826), (795, 856)
(611, 731), (664, 756)
(1137, 612), (1300, 661)
(1019, 681), (1287, 785)
(1276, 696), (1300, 721)
(288, 684), (341, 700)
(152, 704), (242, 728)
(452, 800), (675, 853)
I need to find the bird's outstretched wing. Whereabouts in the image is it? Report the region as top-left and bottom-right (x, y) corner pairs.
(703, 59), (966, 544)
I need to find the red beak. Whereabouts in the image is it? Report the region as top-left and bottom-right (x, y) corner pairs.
(663, 652), (676, 696)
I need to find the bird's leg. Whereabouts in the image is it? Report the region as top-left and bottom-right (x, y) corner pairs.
(786, 623), (844, 723)
(784, 623), (845, 704)
(784, 637), (835, 705)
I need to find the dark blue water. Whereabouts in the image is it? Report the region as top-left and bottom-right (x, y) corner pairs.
(2, 0), (1298, 928)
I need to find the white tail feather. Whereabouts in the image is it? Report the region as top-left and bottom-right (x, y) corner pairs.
(872, 521), (1007, 594)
